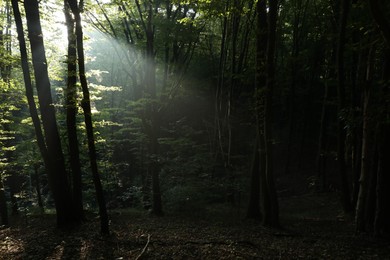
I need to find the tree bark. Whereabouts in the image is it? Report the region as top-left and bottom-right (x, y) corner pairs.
(247, 134), (261, 219)
(134, 0), (163, 216)
(355, 45), (375, 233)
(247, 0), (267, 221)
(64, 1), (84, 222)
(0, 176), (8, 226)
(67, 0), (110, 234)
(336, 0), (353, 213)
(374, 51), (390, 236)
(14, 0), (76, 227)
(11, 0), (50, 176)
(262, 0), (279, 227)
(369, 0), (390, 237)
(146, 2), (163, 216)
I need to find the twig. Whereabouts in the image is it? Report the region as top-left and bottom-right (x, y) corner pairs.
(135, 234), (151, 260)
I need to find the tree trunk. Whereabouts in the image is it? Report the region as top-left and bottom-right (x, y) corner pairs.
(369, 0), (390, 237)
(355, 45), (375, 233)
(64, 1), (83, 222)
(247, 0), (267, 221)
(285, 0), (309, 175)
(336, 0), (353, 213)
(146, 3), (163, 216)
(262, 0), (279, 228)
(0, 176), (8, 226)
(11, 0), (50, 176)
(14, 0), (75, 227)
(67, 0), (110, 235)
(374, 51), (390, 236)
(214, 3), (228, 167)
(247, 134), (261, 219)
(374, 122), (390, 235)
(317, 79), (330, 191)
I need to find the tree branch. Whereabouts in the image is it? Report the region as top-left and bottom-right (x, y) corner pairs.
(135, 234), (151, 260)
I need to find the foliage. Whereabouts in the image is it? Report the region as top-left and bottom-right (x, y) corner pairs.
(0, 0), (389, 237)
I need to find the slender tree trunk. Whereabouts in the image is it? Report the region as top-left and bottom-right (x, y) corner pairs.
(262, 0), (279, 227)
(134, 0), (163, 216)
(0, 176), (8, 226)
(64, 1), (83, 221)
(374, 124), (390, 235)
(355, 45), (375, 233)
(67, 0), (109, 234)
(0, 2), (14, 220)
(336, 0), (353, 213)
(285, 0), (309, 175)
(355, 85), (371, 233)
(247, 134), (261, 219)
(369, 0), (390, 236)
(214, 4), (229, 166)
(317, 79), (329, 191)
(146, 3), (163, 216)
(374, 51), (390, 236)
(247, 0), (267, 221)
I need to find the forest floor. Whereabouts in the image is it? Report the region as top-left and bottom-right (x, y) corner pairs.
(0, 192), (389, 259)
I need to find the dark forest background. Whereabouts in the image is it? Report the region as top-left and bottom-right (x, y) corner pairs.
(0, 0), (389, 240)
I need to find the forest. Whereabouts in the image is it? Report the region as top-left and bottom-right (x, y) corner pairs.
(0, 0), (389, 258)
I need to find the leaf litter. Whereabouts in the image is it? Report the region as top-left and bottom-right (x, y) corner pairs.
(0, 192), (389, 259)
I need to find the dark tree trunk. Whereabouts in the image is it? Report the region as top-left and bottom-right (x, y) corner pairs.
(64, 1), (84, 222)
(374, 51), (390, 236)
(285, 0), (309, 175)
(0, 177), (8, 226)
(247, 0), (267, 221)
(262, 0), (279, 228)
(374, 122), (390, 235)
(355, 45), (375, 233)
(67, 0), (110, 235)
(146, 3), (163, 216)
(214, 2), (228, 166)
(369, 0), (390, 237)
(13, 0), (76, 227)
(336, 0), (353, 213)
(317, 80), (330, 191)
(134, 0), (163, 216)
(11, 0), (50, 174)
(247, 134), (261, 219)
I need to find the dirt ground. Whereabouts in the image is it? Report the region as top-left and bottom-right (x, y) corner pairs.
(1, 192), (389, 259)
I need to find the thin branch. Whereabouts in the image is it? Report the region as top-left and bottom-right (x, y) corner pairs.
(135, 234), (151, 260)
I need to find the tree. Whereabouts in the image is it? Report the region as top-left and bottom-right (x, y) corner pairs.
(66, 0), (110, 234)
(12, 0), (77, 227)
(0, 173), (7, 226)
(353, 0), (390, 235)
(247, 0), (279, 227)
(64, 0), (84, 221)
(247, 0), (267, 220)
(336, 0), (353, 213)
(0, 0), (12, 226)
(262, 0), (280, 227)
